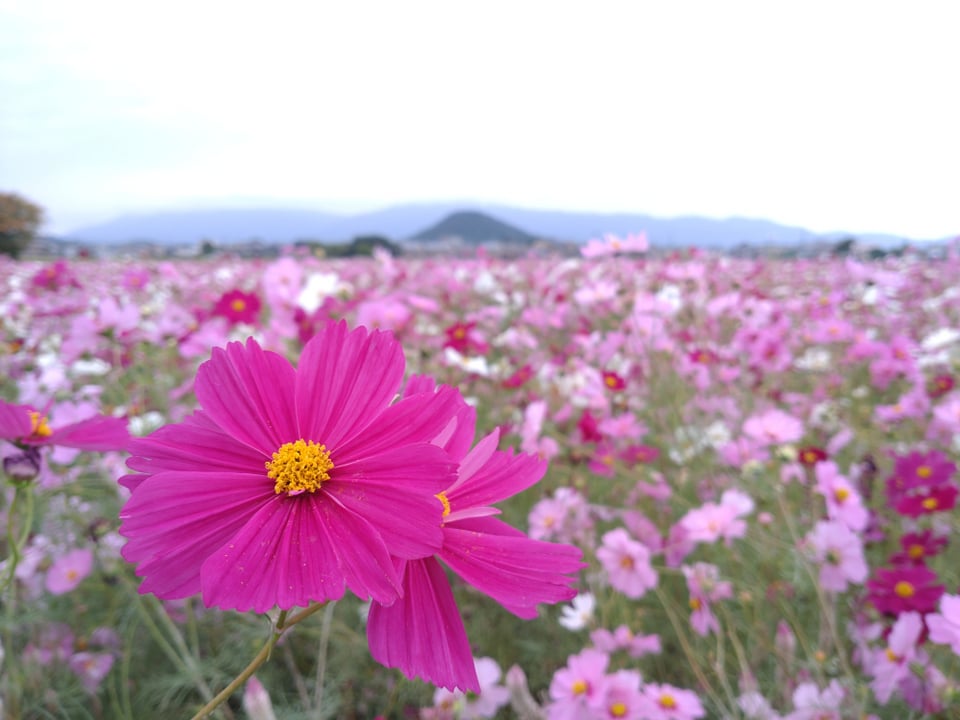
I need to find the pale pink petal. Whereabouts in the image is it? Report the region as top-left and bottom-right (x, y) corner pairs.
(295, 321), (405, 448)
(195, 338), (298, 455)
(367, 557), (479, 692)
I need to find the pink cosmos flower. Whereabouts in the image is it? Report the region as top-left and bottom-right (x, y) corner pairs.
(866, 565), (945, 616)
(547, 648), (610, 720)
(637, 683), (705, 720)
(68, 651), (115, 694)
(683, 563), (733, 636)
(926, 593), (960, 655)
(784, 680), (845, 720)
(213, 289), (262, 325)
(595, 669), (645, 719)
(590, 625), (661, 658)
(0, 399), (129, 453)
(427, 657), (510, 719)
(120, 321), (462, 613)
(814, 461), (869, 532)
(367, 388), (582, 691)
(45, 547), (94, 595)
(890, 529), (949, 565)
(804, 520), (868, 593)
(869, 611), (924, 704)
(742, 408), (804, 447)
(596, 528), (657, 599)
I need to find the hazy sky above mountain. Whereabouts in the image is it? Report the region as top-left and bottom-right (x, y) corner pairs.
(1, 0), (957, 238)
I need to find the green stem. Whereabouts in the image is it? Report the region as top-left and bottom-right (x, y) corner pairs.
(190, 603), (327, 720)
(2, 485), (34, 594)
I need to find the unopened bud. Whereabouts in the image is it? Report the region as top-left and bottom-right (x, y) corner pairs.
(3, 447), (41, 484)
(243, 676), (277, 720)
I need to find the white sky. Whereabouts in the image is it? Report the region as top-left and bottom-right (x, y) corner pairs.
(1, 0), (958, 238)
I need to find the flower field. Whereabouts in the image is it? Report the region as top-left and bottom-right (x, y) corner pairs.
(1, 242), (959, 719)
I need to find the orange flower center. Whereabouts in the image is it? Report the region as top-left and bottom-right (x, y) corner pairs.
(266, 439), (333, 495)
(689, 597), (702, 611)
(922, 497), (938, 510)
(916, 465), (932, 478)
(908, 544), (925, 559)
(29, 411), (53, 438)
(659, 693), (677, 709)
(894, 581), (915, 598)
(833, 487), (850, 503)
(571, 679), (588, 696)
(230, 298), (247, 312)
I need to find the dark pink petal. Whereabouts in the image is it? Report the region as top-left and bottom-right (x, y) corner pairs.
(195, 338), (298, 455)
(441, 517), (583, 615)
(403, 377), (477, 462)
(43, 415), (129, 452)
(367, 558), (479, 692)
(120, 471), (271, 598)
(447, 444), (546, 511)
(200, 494), (401, 612)
(329, 444), (454, 559)
(125, 412), (266, 476)
(333, 386), (465, 464)
(0, 401), (31, 440)
(295, 321), (405, 449)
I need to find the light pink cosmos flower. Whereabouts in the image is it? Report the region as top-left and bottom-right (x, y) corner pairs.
(636, 682), (705, 720)
(596, 669), (645, 719)
(367, 384), (582, 691)
(683, 563), (733, 636)
(547, 648), (610, 720)
(784, 680), (845, 720)
(68, 651), (115, 694)
(427, 657), (511, 720)
(814, 462), (868, 532)
(596, 528), (657, 599)
(45, 547), (94, 595)
(804, 520), (868, 593)
(742, 408), (804, 447)
(869, 611), (925, 704)
(120, 321), (462, 613)
(926, 593), (960, 655)
(0, 399), (129, 454)
(678, 489), (752, 547)
(580, 232), (649, 257)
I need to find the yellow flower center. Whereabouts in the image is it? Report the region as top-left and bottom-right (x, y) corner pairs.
(452, 327), (466, 339)
(907, 544), (925, 559)
(689, 597), (702, 611)
(659, 693), (677, 709)
(436, 492), (451, 518)
(803, 451), (818, 463)
(609, 701), (627, 717)
(230, 298), (247, 312)
(922, 497), (938, 510)
(619, 555), (635, 569)
(894, 581), (915, 598)
(571, 679), (588, 696)
(833, 487), (850, 503)
(266, 439), (333, 495)
(605, 375), (618, 387)
(885, 647), (899, 662)
(916, 465), (932, 478)
(29, 411), (53, 438)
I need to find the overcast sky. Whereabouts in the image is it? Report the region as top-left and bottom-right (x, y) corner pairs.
(1, 0), (958, 238)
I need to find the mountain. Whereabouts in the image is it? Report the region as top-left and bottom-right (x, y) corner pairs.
(65, 202), (922, 248)
(409, 210), (537, 245)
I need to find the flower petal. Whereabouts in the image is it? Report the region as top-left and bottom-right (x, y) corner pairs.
(448, 444), (546, 510)
(45, 415), (129, 452)
(329, 444), (454, 559)
(441, 517), (583, 615)
(367, 558), (479, 693)
(125, 412), (266, 476)
(195, 338), (298, 455)
(0, 401), (32, 440)
(333, 385), (465, 464)
(295, 321), (405, 449)
(120, 471), (271, 598)
(200, 493), (401, 612)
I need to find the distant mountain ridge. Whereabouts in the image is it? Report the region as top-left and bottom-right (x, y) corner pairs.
(410, 210), (537, 245)
(65, 202), (925, 249)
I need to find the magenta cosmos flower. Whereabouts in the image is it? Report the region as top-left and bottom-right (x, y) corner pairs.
(119, 321), (463, 612)
(367, 380), (583, 691)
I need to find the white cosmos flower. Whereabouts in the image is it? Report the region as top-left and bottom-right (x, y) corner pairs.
(559, 592), (596, 631)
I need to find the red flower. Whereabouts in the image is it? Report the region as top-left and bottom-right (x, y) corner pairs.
(926, 374), (955, 398)
(797, 446), (828, 466)
(602, 371), (626, 391)
(213, 289), (262, 325)
(866, 565), (945, 615)
(886, 449), (955, 505)
(895, 483), (958, 517)
(443, 321), (488, 355)
(890, 530), (949, 565)
(502, 364), (534, 389)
